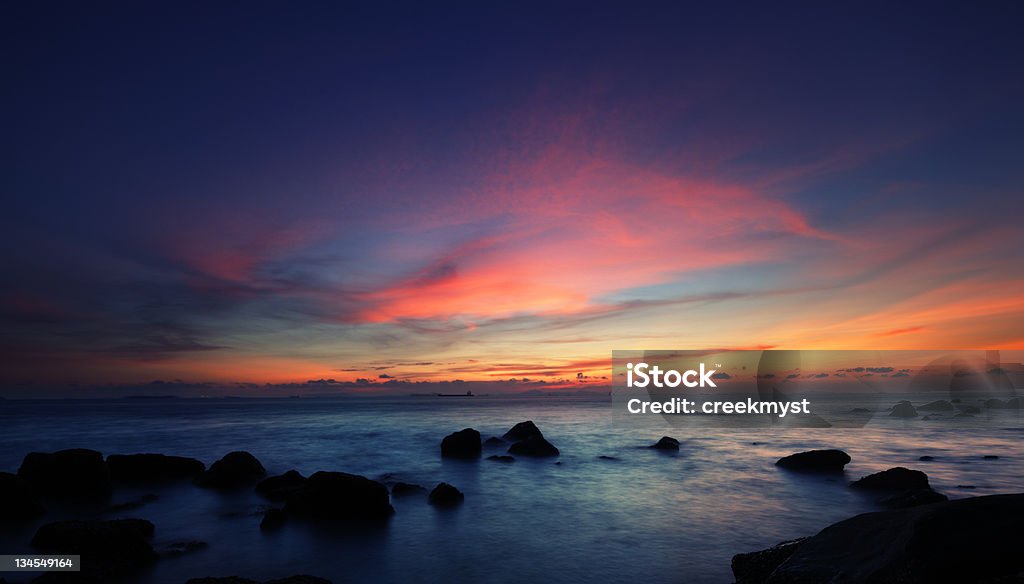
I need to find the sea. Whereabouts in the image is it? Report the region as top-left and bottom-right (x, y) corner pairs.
(0, 395), (1021, 583)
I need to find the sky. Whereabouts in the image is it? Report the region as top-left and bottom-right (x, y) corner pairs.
(2, 2), (1023, 393)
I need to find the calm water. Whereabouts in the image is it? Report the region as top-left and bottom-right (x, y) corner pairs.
(0, 395), (1022, 583)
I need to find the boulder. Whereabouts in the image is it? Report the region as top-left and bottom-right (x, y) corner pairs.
(256, 470), (307, 501)
(918, 455), (936, 461)
(107, 453), (205, 483)
(649, 436), (680, 451)
(285, 471), (393, 520)
(732, 538), (807, 584)
(428, 482), (464, 506)
(889, 400), (918, 418)
(440, 428), (482, 459)
(851, 467), (930, 490)
(390, 482), (427, 497)
(32, 518), (156, 580)
(775, 449), (850, 472)
(18, 448), (111, 500)
(0, 471), (44, 520)
(260, 508), (286, 531)
(502, 421), (544, 442)
(507, 435), (560, 457)
(918, 400), (955, 412)
(486, 455), (515, 463)
(199, 451), (266, 488)
(733, 493), (1024, 583)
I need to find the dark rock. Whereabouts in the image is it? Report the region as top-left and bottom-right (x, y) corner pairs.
(649, 436), (680, 451)
(199, 451), (266, 488)
(18, 448), (111, 500)
(260, 508), (286, 531)
(186, 579), (259, 584)
(851, 467), (930, 490)
(739, 493), (1024, 583)
(983, 455), (1000, 460)
(960, 405), (981, 414)
(732, 537), (807, 584)
(0, 471), (44, 520)
(486, 455), (515, 463)
(502, 420), (544, 442)
(483, 436), (506, 446)
(390, 482), (427, 497)
(285, 471), (393, 520)
(32, 518), (156, 580)
(775, 449), (850, 472)
(877, 488), (948, 509)
(849, 408), (872, 413)
(507, 435), (560, 457)
(428, 482), (464, 506)
(597, 455), (620, 461)
(265, 577), (332, 584)
(107, 453), (205, 483)
(984, 398), (1008, 409)
(158, 540), (208, 558)
(918, 400), (955, 412)
(919, 455), (936, 461)
(256, 470), (307, 501)
(954, 412), (975, 418)
(106, 493), (159, 513)
(440, 428), (482, 459)
(1007, 397), (1021, 409)
(889, 400), (918, 418)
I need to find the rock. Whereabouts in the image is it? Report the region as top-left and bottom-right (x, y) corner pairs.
(18, 448), (111, 500)
(889, 400), (918, 418)
(735, 493), (1024, 583)
(260, 508), (286, 531)
(391, 482), (427, 497)
(918, 400), (955, 411)
(649, 436), (680, 451)
(732, 537), (807, 584)
(877, 489), (948, 508)
(256, 470), (307, 501)
(597, 455), (620, 461)
(428, 482), (464, 506)
(502, 420), (544, 442)
(849, 408), (872, 413)
(285, 471), (393, 520)
(919, 455), (936, 461)
(32, 518), (156, 580)
(960, 405), (981, 414)
(851, 467), (930, 490)
(954, 412), (975, 418)
(0, 471), (44, 520)
(199, 451), (266, 488)
(775, 449), (850, 472)
(486, 455), (515, 463)
(265, 577), (333, 584)
(158, 540), (208, 558)
(984, 398), (1008, 409)
(983, 455), (1000, 460)
(107, 493), (160, 513)
(186, 578), (331, 584)
(483, 436), (506, 446)
(107, 453), (205, 483)
(440, 428), (482, 459)
(186, 579), (259, 584)
(507, 435), (560, 457)
(1008, 397), (1021, 409)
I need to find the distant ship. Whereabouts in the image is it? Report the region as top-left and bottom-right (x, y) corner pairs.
(436, 390), (475, 397)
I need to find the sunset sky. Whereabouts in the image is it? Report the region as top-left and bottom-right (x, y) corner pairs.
(3, 3), (1023, 392)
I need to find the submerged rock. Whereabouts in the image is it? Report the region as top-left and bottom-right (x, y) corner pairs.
(984, 398), (1008, 409)
(158, 540), (208, 558)
(507, 435), (560, 457)
(918, 455), (936, 461)
(732, 493), (1024, 583)
(199, 451), (267, 488)
(851, 467), (930, 491)
(918, 400), (955, 411)
(502, 421), (544, 442)
(18, 448), (111, 501)
(960, 405), (982, 414)
(877, 489), (948, 508)
(107, 453), (205, 483)
(649, 436), (680, 451)
(187, 578), (331, 584)
(285, 471), (394, 520)
(0, 471), (44, 520)
(487, 455), (515, 463)
(483, 436), (506, 446)
(428, 482), (464, 506)
(441, 428), (482, 459)
(260, 508), (286, 531)
(390, 482), (427, 497)
(256, 470), (307, 501)
(32, 518), (156, 580)
(889, 400), (918, 418)
(775, 449), (850, 471)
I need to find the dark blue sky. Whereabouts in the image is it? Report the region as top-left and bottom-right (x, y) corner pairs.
(2, 2), (1023, 390)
